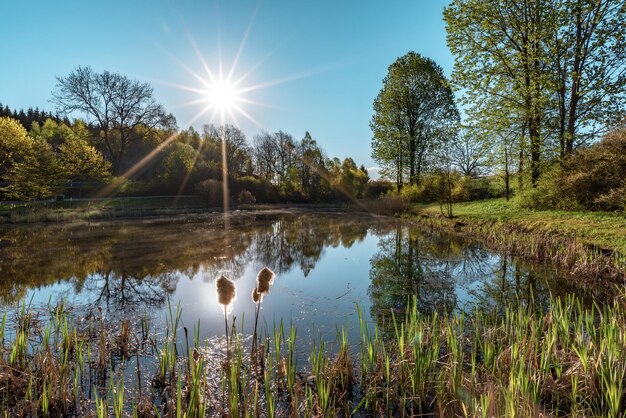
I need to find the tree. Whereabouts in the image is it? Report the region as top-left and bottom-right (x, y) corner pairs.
(0, 117), (32, 180)
(371, 52), (459, 191)
(253, 130), (278, 182)
(449, 127), (492, 176)
(0, 117), (60, 200)
(30, 119), (110, 183)
(296, 132), (330, 201)
(550, 0), (626, 156)
(444, 0), (626, 185)
(203, 124), (251, 177)
(52, 66), (176, 174)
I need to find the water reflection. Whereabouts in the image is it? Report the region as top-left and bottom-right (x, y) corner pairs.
(368, 225), (457, 322)
(0, 213), (607, 333)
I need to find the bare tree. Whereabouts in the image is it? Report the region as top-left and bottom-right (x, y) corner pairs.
(450, 127), (492, 176)
(253, 130), (278, 181)
(52, 66), (175, 174)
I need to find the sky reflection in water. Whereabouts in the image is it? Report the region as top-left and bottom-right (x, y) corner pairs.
(0, 212), (605, 347)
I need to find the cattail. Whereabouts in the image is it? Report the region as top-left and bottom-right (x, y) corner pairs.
(215, 275), (236, 314)
(256, 267), (275, 294)
(252, 287), (262, 303)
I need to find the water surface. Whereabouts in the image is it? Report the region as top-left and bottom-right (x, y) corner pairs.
(0, 211), (605, 345)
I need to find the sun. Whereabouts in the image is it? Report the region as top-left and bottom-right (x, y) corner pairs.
(205, 79), (239, 112)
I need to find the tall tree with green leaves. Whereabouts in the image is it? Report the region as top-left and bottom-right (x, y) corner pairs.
(371, 52), (459, 191)
(444, 0), (626, 185)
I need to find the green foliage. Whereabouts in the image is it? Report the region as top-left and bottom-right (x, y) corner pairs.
(444, 0), (626, 184)
(335, 158), (369, 199)
(0, 117), (62, 200)
(371, 52), (459, 189)
(518, 127), (626, 212)
(232, 176), (278, 203)
(160, 142), (196, 191)
(194, 179), (224, 206)
(34, 120), (111, 182)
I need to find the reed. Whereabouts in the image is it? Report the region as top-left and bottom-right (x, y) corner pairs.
(1, 289), (626, 416)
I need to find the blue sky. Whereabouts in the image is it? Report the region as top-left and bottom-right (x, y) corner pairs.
(0, 0), (453, 175)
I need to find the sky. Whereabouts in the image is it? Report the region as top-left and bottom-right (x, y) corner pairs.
(0, 0), (454, 177)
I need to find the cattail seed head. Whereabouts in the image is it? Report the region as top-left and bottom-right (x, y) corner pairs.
(215, 275), (236, 313)
(256, 267), (275, 294)
(252, 287), (262, 303)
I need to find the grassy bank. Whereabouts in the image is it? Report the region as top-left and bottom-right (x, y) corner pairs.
(0, 196), (221, 224)
(0, 197), (368, 224)
(412, 198), (626, 281)
(2, 293), (626, 416)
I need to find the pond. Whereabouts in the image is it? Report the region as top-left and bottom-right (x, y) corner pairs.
(0, 210), (605, 348)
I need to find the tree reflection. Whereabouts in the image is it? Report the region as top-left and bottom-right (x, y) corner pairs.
(368, 225), (457, 324)
(0, 213), (376, 309)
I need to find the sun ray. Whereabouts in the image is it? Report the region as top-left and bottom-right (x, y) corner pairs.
(230, 44), (282, 89)
(94, 104), (214, 198)
(187, 33), (218, 85)
(234, 64), (335, 95)
(231, 103), (262, 128)
(159, 46), (213, 89)
(227, 0), (262, 84)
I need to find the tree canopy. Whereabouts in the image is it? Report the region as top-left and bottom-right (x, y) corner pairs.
(370, 52), (459, 191)
(444, 0), (626, 185)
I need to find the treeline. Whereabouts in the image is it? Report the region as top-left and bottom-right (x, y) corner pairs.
(0, 103), (69, 131)
(0, 102), (384, 203)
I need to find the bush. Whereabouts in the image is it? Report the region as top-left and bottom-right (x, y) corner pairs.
(362, 194), (410, 215)
(194, 179), (224, 206)
(232, 176), (278, 203)
(237, 190), (256, 204)
(518, 126), (626, 212)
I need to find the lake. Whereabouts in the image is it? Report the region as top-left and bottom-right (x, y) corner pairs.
(0, 210), (605, 349)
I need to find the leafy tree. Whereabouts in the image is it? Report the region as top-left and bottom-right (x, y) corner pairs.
(371, 52), (459, 191)
(160, 142), (197, 192)
(444, 0), (626, 185)
(0, 117), (61, 200)
(550, 0), (626, 156)
(31, 119), (110, 183)
(336, 158), (369, 199)
(296, 132), (330, 201)
(0, 117), (32, 180)
(52, 66), (176, 174)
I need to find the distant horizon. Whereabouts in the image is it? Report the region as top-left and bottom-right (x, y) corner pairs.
(0, 0), (453, 180)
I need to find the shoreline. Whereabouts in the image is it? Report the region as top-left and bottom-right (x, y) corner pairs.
(409, 199), (626, 282)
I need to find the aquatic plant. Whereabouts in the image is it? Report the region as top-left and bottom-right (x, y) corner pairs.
(2, 290), (626, 416)
(215, 275), (236, 351)
(256, 266), (275, 294)
(252, 267), (276, 362)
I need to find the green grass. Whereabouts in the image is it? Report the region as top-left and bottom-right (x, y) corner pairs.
(413, 198), (626, 279)
(418, 198), (626, 255)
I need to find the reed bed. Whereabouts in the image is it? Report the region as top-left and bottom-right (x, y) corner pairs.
(2, 290), (626, 417)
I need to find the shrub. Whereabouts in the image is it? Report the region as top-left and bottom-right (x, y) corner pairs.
(194, 179), (224, 206)
(232, 176), (279, 203)
(517, 126), (626, 212)
(362, 194), (410, 215)
(237, 190), (256, 204)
